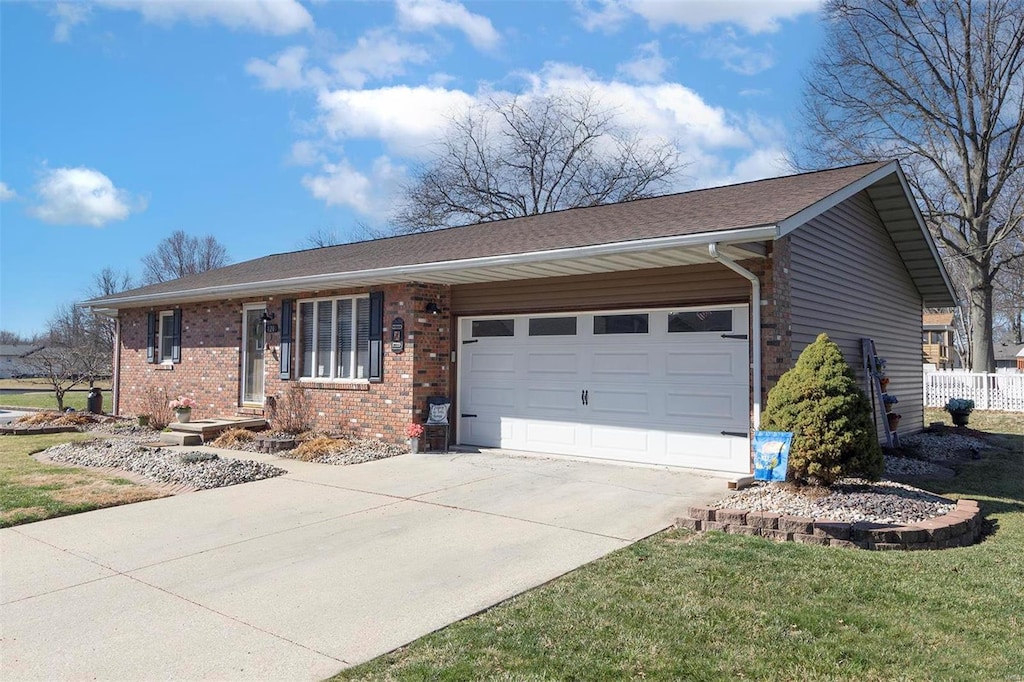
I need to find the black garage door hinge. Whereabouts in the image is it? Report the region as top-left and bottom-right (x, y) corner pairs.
(720, 334), (748, 339)
(462, 339), (479, 345)
(721, 431), (748, 438)
(461, 413), (478, 418)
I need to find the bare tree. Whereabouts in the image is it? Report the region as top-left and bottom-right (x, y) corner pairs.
(393, 91), (682, 233)
(994, 236), (1024, 343)
(302, 222), (389, 249)
(141, 231), (230, 284)
(797, 0), (1024, 371)
(0, 330), (35, 345)
(85, 266), (133, 352)
(25, 303), (109, 411)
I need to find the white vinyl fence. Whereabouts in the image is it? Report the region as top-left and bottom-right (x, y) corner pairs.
(924, 372), (1024, 412)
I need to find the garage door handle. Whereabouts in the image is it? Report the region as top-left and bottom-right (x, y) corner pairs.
(581, 389), (589, 406)
(461, 413), (477, 418)
(721, 431), (748, 438)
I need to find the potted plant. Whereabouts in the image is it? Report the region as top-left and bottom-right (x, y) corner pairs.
(168, 396), (197, 423)
(944, 398), (975, 428)
(137, 413), (151, 427)
(882, 393), (898, 413)
(872, 357), (889, 391)
(887, 412), (901, 431)
(406, 422), (424, 453)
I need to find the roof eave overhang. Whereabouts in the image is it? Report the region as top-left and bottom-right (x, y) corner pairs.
(84, 224), (779, 309)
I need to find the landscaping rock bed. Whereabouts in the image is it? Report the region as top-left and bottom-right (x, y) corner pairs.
(43, 439), (286, 490)
(278, 438), (407, 465)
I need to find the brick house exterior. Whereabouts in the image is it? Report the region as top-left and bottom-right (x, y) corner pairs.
(89, 161), (955, 473)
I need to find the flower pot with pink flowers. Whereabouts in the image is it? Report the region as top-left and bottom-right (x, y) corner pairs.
(168, 396), (197, 423)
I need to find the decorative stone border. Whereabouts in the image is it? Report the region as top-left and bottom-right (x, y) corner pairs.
(0, 425), (79, 436)
(676, 499), (982, 550)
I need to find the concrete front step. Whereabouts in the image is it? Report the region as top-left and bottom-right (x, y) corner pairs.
(166, 416), (268, 441)
(159, 431), (204, 446)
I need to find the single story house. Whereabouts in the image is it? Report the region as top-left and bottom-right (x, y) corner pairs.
(994, 342), (1024, 373)
(85, 160), (955, 474)
(0, 344), (44, 379)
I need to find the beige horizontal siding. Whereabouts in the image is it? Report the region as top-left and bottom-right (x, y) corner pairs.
(789, 191), (924, 439)
(450, 264), (749, 315)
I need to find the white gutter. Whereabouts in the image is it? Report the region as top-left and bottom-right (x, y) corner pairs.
(86, 225), (779, 308)
(709, 243), (762, 430)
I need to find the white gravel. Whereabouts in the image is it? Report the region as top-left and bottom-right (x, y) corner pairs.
(291, 439), (407, 465)
(44, 439), (286, 490)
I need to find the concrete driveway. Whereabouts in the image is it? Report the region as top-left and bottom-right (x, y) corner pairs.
(1, 448), (727, 681)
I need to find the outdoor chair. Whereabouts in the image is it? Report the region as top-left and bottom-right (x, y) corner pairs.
(424, 396), (451, 452)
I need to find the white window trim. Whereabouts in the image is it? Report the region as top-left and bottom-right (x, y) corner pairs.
(296, 294), (370, 383)
(158, 310), (175, 364)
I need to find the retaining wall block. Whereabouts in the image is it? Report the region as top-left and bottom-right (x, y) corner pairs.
(813, 521), (852, 541)
(715, 508), (749, 525)
(729, 525), (760, 537)
(778, 516), (814, 534)
(761, 529), (794, 542)
(687, 506), (716, 521)
(676, 518), (702, 532)
(893, 527), (929, 544)
(704, 521), (730, 532)
(745, 511), (781, 529)
(870, 542), (905, 551)
(828, 539), (863, 549)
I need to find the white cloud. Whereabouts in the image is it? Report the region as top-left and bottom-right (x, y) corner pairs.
(316, 86), (476, 155)
(303, 156), (405, 216)
(92, 0), (313, 35)
(577, 0), (820, 34)
(703, 30), (775, 74)
(617, 41), (669, 83)
(396, 0), (500, 49)
(329, 30), (431, 88)
(246, 46), (327, 91)
(49, 2), (91, 42)
(287, 140), (325, 166)
(30, 167), (144, 227)
(0, 182), (16, 201)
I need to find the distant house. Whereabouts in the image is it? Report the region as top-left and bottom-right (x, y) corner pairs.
(0, 344), (44, 379)
(922, 312), (958, 370)
(85, 161), (954, 474)
(994, 342), (1024, 373)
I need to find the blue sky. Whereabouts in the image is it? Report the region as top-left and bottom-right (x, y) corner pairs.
(0, 0), (824, 336)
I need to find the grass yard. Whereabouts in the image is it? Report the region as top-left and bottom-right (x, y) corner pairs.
(0, 391), (91, 411)
(334, 410), (1024, 681)
(0, 433), (167, 527)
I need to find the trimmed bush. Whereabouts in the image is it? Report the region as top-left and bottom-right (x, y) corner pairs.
(761, 333), (883, 486)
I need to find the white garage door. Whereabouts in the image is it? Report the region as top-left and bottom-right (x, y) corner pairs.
(457, 306), (751, 473)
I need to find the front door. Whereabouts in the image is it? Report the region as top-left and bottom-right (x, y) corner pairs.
(242, 306), (266, 405)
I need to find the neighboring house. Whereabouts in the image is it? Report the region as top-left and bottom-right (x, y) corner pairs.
(922, 312), (958, 370)
(0, 344), (44, 378)
(994, 342), (1024, 373)
(85, 161), (955, 475)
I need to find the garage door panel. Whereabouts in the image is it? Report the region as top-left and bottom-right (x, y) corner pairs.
(523, 420), (580, 447)
(467, 386), (516, 409)
(665, 349), (745, 376)
(527, 352), (578, 374)
(590, 352), (650, 375)
(588, 425), (650, 453)
(525, 387), (579, 413)
(469, 351), (516, 373)
(588, 388), (649, 416)
(665, 388), (746, 422)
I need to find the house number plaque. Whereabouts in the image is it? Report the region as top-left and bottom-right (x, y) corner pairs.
(391, 317), (405, 353)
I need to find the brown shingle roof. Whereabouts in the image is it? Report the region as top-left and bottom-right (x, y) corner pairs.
(90, 161), (890, 305)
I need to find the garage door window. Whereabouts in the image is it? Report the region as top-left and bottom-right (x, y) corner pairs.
(529, 316), (577, 336)
(594, 314), (649, 334)
(472, 319), (515, 337)
(668, 310), (732, 333)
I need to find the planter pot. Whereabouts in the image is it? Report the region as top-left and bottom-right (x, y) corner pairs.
(408, 437), (420, 454)
(175, 409), (192, 424)
(887, 413), (902, 431)
(137, 415), (150, 427)
(950, 410), (971, 428)
(879, 377), (890, 391)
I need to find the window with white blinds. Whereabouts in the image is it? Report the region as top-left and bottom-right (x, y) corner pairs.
(297, 296), (371, 380)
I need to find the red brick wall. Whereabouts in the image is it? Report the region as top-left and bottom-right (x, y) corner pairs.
(116, 283), (454, 445)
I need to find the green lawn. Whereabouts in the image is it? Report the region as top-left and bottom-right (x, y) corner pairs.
(0, 390), (91, 411)
(0, 433), (167, 527)
(334, 410), (1024, 681)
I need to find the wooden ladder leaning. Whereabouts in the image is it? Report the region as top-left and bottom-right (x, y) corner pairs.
(861, 337), (897, 448)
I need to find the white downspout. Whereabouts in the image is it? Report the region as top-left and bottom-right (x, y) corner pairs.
(709, 243), (761, 429)
(112, 316), (121, 415)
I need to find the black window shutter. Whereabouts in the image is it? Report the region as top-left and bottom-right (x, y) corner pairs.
(279, 298), (294, 380)
(368, 291), (384, 383)
(146, 312), (157, 364)
(171, 309), (182, 364)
